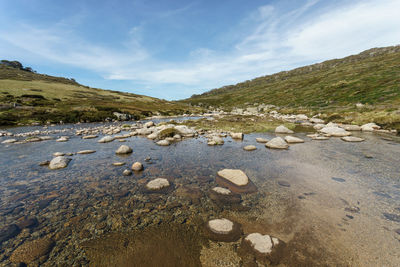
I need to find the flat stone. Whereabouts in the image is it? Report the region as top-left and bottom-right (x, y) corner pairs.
(2, 139), (17, 144)
(275, 125), (293, 134)
(77, 150), (96, 154)
(208, 218), (233, 234)
(146, 178), (170, 190)
(56, 136), (69, 142)
(284, 136), (304, 143)
(217, 169), (249, 186)
(98, 136), (115, 143)
(49, 156), (71, 170)
(320, 127), (351, 137)
(156, 140), (170, 146)
(361, 123), (380, 131)
(256, 138), (268, 143)
(341, 136), (365, 142)
(52, 152), (65, 157)
(243, 145), (257, 151)
(212, 187), (231, 195)
(265, 137), (288, 149)
(115, 145), (133, 154)
(112, 162), (126, 166)
(82, 135), (98, 139)
(131, 162), (143, 171)
(245, 233), (273, 254)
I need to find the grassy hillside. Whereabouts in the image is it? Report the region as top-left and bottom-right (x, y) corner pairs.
(0, 64), (196, 126)
(183, 45), (400, 110)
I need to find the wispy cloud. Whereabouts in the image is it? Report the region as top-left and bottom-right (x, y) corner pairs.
(0, 0), (399, 99)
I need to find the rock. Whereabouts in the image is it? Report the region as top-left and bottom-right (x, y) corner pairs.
(82, 135), (98, 139)
(231, 132), (244, 140)
(146, 178), (170, 190)
(243, 145), (257, 151)
(284, 136), (304, 143)
(307, 134), (329, 140)
(10, 237), (55, 264)
(144, 121), (154, 128)
(332, 177), (346, 182)
(156, 140), (170, 146)
(208, 136), (224, 145)
(245, 233), (273, 254)
(212, 187), (231, 195)
(98, 136), (115, 143)
(277, 180), (290, 187)
(208, 218), (233, 234)
(115, 145), (133, 154)
(147, 132), (158, 140)
(310, 118), (325, 124)
(205, 218), (242, 242)
(123, 169), (132, 176)
(361, 123), (380, 131)
(39, 160), (50, 166)
(242, 233), (285, 264)
(56, 136), (69, 142)
(265, 137), (288, 149)
(217, 169), (249, 186)
(275, 125), (293, 134)
(112, 162), (126, 166)
(77, 150), (96, 154)
(17, 217), (38, 229)
(296, 114), (308, 120)
(131, 162), (143, 171)
(341, 136), (365, 142)
(52, 152), (65, 157)
(0, 224), (20, 244)
(49, 156), (71, 170)
(256, 138), (268, 143)
(341, 125), (361, 131)
(2, 138), (17, 144)
(174, 125), (196, 137)
(320, 126), (351, 137)
(313, 124), (326, 130)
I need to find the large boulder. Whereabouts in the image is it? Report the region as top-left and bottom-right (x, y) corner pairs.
(115, 145), (133, 154)
(275, 125), (293, 134)
(49, 156), (71, 170)
(265, 137), (288, 149)
(320, 126), (351, 137)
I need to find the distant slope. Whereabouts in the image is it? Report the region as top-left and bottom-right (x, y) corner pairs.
(0, 63), (195, 126)
(182, 45), (400, 110)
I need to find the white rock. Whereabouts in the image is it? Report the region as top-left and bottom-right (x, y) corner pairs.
(2, 139), (17, 144)
(144, 121), (154, 128)
(146, 178), (170, 190)
(255, 138), (268, 143)
(56, 136), (69, 142)
(243, 145), (257, 151)
(208, 136), (224, 145)
(340, 125), (361, 131)
(310, 118), (325, 124)
(265, 137), (289, 149)
(296, 114), (308, 120)
(245, 233), (273, 254)
(326, 122), (338, 127)
(361, 123), (380, 131)
(77, 150), (96, 154)
(98, 136), (115, 143)
(147, 132), (158, 140)
(217, 169), (249, 186)
(112, 162), (125, 166)
(82, 135), (98, 139)
(123, 169), (132, 176)
(284, 136), (304, 143)
(313, 124), (326, 130)
(230, 132), (244, 140)
(341, 136), (365, 142)
(131, 162), (143, 171)
(320, 127), (351, 137)
(115, 145), (133, 154)
(275, 125), (293, 134)
(212, 187), (231, 195)
(174, 125), (196, 137)
(208, 218), (233, 234)
(52, 152), (65, 157)
(49, 156), (71, 170)
(156, 140), (170, 146)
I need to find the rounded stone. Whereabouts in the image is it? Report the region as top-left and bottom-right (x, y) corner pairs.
(212, 187), (231, 195)
(98, 136), (115, 143)
(284, 136), (304, 144)
(123, 169), (132, 176)
(243, 145), (257, 151)
(217, 169), (249, 186)
(131, 162), (143, 171)
(231, 132), (244, 140)
(156, 140), (170, 146)
(146, 178), (170, 190)
(256, 138), (268, 143)
(320, 126), (351, 137)
(245, 233), (273, 254)
(208, 218), (234, 235)
(275, 125), (293, 134)
(49, 156), (71, 170)
(265, 137), (289, 149)
(77, 150), (96, 154)
(115, 145), (133, 154)
(341, 136), (365, 142)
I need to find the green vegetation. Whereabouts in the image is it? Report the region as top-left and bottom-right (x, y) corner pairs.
(0, 64), (198, 126)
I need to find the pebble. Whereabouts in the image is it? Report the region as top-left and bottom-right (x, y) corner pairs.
(123, 169), (132, 176)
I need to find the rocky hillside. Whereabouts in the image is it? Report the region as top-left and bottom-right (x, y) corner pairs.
(0, 62), (196, 126)
(182, 45), (400, 111)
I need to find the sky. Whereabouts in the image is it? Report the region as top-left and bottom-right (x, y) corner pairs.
(0, 0), (399, 100)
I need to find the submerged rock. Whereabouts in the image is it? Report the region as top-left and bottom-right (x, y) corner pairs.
(10, 237), (55, 264)
(49, 156), (71, 170)
(146, 178), (170, 190)
(205, 218), (242, 242)
(284, 136), (304, 143)
(275, 125), (293, 134)
(265, 137), (288, 149)
(115, 145), (133, 154)
(217, 169), (249, 186)
(241, 233), (285, 265)
(245, 233), (274, 254)
(212, 187), (232, 195)
(0, 224), (20, 245)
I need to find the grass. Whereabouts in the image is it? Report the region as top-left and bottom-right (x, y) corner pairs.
(0, 65), (199, 126)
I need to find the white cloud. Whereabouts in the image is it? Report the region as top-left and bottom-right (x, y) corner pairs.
(1, 0), (399, 99)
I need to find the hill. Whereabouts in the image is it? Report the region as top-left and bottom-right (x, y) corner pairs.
(181, 45), (400, 130)
(0, 62), (195, 126)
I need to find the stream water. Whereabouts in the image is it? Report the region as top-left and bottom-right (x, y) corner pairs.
(0, 120), (399, 266)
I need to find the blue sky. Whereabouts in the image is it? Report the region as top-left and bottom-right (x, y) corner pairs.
(1, 0), (399, 100)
